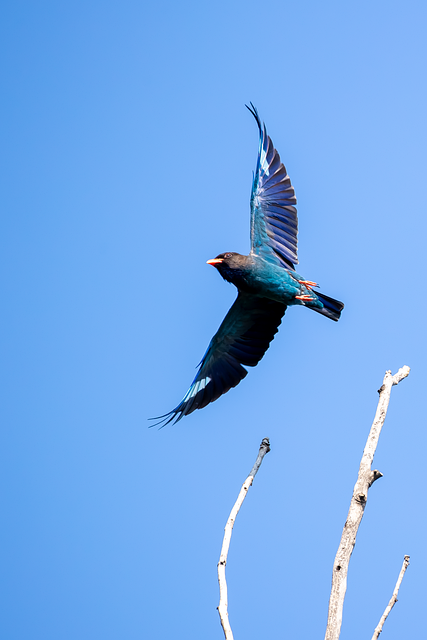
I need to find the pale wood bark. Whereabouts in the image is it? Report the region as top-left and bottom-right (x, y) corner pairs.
(217, 437), (270, 640)
(371, 555), (410, 640)
(324, 366), (410, 640)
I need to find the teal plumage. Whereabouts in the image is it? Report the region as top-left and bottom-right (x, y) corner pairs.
(151, 105), (344, 427)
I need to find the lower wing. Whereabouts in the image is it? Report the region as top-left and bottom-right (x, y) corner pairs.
(150, 292), (286, 427)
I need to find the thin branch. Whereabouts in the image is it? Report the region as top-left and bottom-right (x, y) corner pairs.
(324, 366), (410, 640)
(371, 555), (410, 640)
(217, 437), (271, 640)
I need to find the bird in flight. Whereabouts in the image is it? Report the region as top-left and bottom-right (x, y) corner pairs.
(151, 104), (344, 426)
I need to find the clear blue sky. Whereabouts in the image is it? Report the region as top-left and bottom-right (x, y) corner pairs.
(1, 1), (426, 638)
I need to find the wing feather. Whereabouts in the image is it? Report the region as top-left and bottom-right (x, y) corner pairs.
(151, 293), (286, 426)
(247, 104), (298, 270)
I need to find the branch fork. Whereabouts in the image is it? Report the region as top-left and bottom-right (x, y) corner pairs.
(214, 366), (411, 640)
(325, 366), (410, 640)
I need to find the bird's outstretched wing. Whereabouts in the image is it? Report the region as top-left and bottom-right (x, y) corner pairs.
(247, 104), (298, 270)
(151, 293), (286, 427)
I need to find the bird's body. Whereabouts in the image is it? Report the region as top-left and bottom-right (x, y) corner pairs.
(151, 105), (344, 426)
(213, 253), (321, 309)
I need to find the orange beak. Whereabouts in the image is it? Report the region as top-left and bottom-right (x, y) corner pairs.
(206, 258), (224, 266)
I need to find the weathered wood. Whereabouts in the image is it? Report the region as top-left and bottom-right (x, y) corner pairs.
(217, 438), (270, 640)
(324, 366), (410, 640)
(371, 555), (410, 640)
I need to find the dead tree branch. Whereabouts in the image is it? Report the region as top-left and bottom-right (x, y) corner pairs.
(324, 366), (410, 640)
(371, 555), (410, 640)
(217, 437), (271, 640)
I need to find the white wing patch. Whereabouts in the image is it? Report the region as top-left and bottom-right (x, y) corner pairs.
(186, 376), (212, 400)
(260, 147), (270, 177)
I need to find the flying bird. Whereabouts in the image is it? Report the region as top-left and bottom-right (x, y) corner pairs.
(152, 104), (344, 426)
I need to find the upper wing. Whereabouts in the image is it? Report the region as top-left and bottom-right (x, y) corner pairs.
(247, 104), (298, 270)
(151, 293), (286, 427)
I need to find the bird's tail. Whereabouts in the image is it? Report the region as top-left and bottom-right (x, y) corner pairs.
(313, 291), (344, 322)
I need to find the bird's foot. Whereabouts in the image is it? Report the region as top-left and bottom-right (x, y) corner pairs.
(298, 280), (318, 289)
(295, 294), (315, 301)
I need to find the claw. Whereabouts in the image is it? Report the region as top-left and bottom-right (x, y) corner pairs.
(295, 294), (314, 301)
(298, 280), (318, 289)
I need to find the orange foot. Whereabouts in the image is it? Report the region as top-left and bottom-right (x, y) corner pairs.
(295, 294), (314, 301)
(298, 280), (318, 289)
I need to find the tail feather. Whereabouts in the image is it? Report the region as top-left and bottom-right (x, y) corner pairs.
(313, 291), (344, 322)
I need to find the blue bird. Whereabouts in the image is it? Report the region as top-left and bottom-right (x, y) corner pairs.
(152, 105), (344, 426)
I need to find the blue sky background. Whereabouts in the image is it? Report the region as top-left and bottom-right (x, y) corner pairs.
(1, 1), (426, 638)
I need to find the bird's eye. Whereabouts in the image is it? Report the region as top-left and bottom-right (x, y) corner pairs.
(224, 253), (232, 258)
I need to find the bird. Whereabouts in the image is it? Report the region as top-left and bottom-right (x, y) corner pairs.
(151, 104), (344, 427)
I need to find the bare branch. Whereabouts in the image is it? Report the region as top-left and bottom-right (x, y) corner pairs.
(324, 366), (410, 640)
(217, 437), (271, 640)
(371, 555), (410, 640)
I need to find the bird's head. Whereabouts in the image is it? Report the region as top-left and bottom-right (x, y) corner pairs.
(206, 252), (249, 284)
